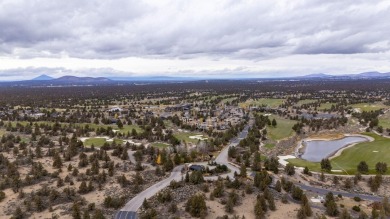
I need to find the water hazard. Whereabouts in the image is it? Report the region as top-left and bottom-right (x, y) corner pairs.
(301, 136), (368, 162)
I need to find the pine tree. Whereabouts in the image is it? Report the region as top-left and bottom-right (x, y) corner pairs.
(83, 209), (90, 219)
(284, 163), (295, 175)
(301, 194), (312, 217)
(78, 181), (88, 194)
(92, 209), (105, 219)
(357, 161), (369, 174)
(240, 164), (247, 177)
(297, 207), (306, 219)
(142, 198), (149, 209)
(271, 119), (277, 127)
(382, 196), (390, 216)
(254, 198), (265, 219)
(72, 202), (81, 219)
(12, 207), (24, 219)
(251, 151), (262, 171)
(321, 158), (332, 172)
(53, 152), (63, 168)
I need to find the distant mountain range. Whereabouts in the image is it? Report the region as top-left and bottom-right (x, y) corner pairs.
(30, 75), (195, 82)
(302, 71), (390, 79)
(32, 74), (54, 81)
(10, 71), (390, 86)
(32, 75), (112, 83)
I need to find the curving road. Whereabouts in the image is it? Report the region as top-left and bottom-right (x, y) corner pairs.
(296, 183), (382, 202)
(115, 119), (383, 219)
(115, 123), (251, 219)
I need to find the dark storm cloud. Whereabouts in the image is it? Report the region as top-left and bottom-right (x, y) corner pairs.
(0, 0), (389, 59)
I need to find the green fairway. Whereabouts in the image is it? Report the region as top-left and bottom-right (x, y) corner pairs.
(83, 138), (123, 147)
(379, 111), (390, 129)
(163, 120), (174, 129)
(116, 125), (144, 134)
(295, 99), (318, 106)
(240, 98), (285, 108)
(264, 143), (275, 149)
(349, 102), (388, 112)
(267, 116), (295, 141)
(151, 142), (170, 148)
(288, 133), (390, 175)
(317, 102), (336, 110)
(379, 119), (390, 129)
(221, 97), (237, 104)
(79, 123), (143, 134)
(174, 132), (207, 144)
(7, 121), (144, 135)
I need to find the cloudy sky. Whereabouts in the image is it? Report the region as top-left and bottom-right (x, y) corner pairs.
(1, 0), (390, 80)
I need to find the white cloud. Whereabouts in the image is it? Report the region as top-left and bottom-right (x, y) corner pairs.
(0, 0), (390, 79)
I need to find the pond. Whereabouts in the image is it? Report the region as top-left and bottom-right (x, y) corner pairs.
(301, 136), (368, 162)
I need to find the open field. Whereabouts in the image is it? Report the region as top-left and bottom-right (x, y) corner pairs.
(163, 120), (174, 129)
(317, 102), (336, 110)
(220, 97), (237, 104)
(174, 132), (207, 144)
(116, 124), (144, 134)
(267, 115), (295, 141)
(379, 110), (390, 129)
(264, 143), (275, 149)
(8, 121), (144, 134)
(288, 133), (390, 174)
(151, 142), (170, 148)
(295, 99), (318, 106)
(240, 98), (285, 108)
(349, 102), (388, 112)
(83, 137), (124, 147)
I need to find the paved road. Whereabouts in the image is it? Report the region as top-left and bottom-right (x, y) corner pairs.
(115, 123), (251, 218)
(205, 124), (250, 180)
(297, 183), (382, 202)
(119, 165), (184, 211)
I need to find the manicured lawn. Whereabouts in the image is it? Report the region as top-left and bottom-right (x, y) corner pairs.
(349, 102), (388, 112)
(288, 133), (390, 175)
(163, 120), (174, 129)
(7, 122), (144, 134)
(151, 142), (170, 148)
(240, 98), (285, 108)
(116, 125), (144, 134)
(295, 99), (318, 106)
(221, 97), (237, 104)
(379, 111), (390, 129)
(9, 121), (54, 127)
(317, 102), (336, 110)
(174, 132), (207, 144)
(264, 143), (275, 149)
(83, 138), (123, 147)
(266, 116), (295, 141)
(79, 123), (144, 134)
(331, 133), (390, 174)
(379, 119), (390, 129)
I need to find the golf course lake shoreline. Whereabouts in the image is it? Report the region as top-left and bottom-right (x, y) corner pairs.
(299, 135), (372, 162)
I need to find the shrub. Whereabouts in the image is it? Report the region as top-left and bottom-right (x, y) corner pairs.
(185, 194), (207, 217)
(352, 205), (361, 212)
